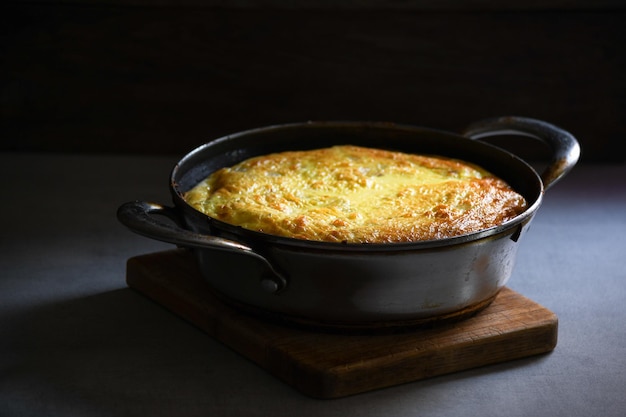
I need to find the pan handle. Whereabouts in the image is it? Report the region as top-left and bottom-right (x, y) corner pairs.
(462, 116), (580, 190)
(117, 201), (288, 293)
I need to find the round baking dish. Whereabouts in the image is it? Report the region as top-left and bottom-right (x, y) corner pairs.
(117, 116), (580, 330)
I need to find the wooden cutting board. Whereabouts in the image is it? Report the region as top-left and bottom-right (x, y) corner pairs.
(125, 249), (558, 399)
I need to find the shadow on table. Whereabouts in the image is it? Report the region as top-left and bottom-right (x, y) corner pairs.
(1, 288), (554, 416)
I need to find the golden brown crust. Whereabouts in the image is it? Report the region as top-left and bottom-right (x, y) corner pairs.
(184, 145), (527, 243)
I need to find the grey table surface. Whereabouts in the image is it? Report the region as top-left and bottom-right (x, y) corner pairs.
(1, 152), (625, 417)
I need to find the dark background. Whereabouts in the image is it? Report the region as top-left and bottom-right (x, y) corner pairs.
(2, 1), (625, 162)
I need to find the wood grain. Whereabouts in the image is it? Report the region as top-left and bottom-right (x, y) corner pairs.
(125, 249), (558, 398)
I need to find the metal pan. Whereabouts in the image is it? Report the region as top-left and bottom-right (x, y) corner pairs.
(117, 116), (579, 330)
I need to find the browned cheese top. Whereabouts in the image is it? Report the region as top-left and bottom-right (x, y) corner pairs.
(184, 145), (527, 243)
